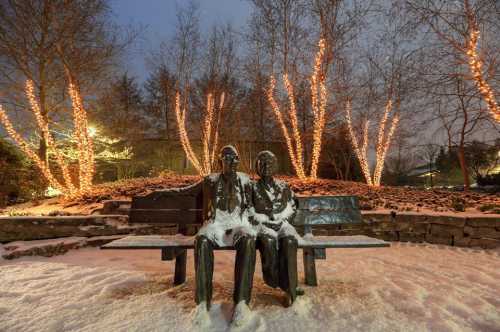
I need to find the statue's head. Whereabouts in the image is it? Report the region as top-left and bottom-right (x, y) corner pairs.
(219, 145), (239, 176)
(255, 150), (277, 179)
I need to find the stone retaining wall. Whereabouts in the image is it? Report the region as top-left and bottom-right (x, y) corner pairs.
(325, 212), (500, 249)
(1, 212), (499, 250)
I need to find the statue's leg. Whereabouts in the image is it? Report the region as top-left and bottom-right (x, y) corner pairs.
(278, 236), (298, 304)
(257, 234), (279, 288)
(194, 235), (214, 310)
(233, 235), (256, 305)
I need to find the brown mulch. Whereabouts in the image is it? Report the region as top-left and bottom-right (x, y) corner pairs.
(283, 177), (500, 213)
(66, 175), (500, 214)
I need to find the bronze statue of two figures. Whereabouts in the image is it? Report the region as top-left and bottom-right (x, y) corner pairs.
(195, 145), (302, 315)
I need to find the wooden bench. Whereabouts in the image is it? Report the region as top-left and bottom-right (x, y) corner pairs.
(101, 184), (389, 286)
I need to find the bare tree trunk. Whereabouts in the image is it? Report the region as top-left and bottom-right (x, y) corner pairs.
(457, 145), (470, 190)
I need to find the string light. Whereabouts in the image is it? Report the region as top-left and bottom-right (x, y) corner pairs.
(266, 75), (306, 179)
(283, 73), (305, 177)
(26, 80), (76, 194)
(373, 114), (399, 186)
(266, 38), (328, 180)
(175, 91), (225, 176)
(202, 93), (214, 174)
(68, 79), (94, 192)
(345, 101), (372, 186)
(372, 100), (392, 186)
(466, 21), (499, 122)
(210, 92), (225, 168)
(346, 99), (399, 186)
(0, 76), (95, 197)
(310, 38), (327, 179)
(174, 92), (204, 175)
(0, 105), (67, 194)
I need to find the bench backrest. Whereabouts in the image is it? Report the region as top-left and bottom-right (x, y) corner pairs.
(293, 196), (362, 235)
(129, 186), (362, 235)
(129, 182), (203, 228)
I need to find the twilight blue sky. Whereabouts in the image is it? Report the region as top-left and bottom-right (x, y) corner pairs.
(110, 0), (252, 82)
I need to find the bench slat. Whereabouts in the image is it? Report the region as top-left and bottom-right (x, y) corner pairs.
(129, 209), (202, 224)
(101, 235), (389, 250)
(293, 210), (363, 226)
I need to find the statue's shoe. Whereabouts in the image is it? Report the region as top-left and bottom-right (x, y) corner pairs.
(296, 287), (305, 296)
(191, 302), (211, 330)
(231, 301), (253, 328)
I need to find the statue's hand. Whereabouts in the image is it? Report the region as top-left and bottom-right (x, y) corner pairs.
(248, 216), (260, 226)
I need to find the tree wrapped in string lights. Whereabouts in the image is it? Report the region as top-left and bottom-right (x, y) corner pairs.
(266, 38), (328, 180)
(346, 100), (399, 187)
(464, 1), (499, 123)
(174, 91), (225, 176)
(0, 78), (95, 197)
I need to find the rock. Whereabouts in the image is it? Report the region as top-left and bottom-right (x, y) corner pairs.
(0, 215), (130, 243)
(399, 232), (425, 243)
(464, 226), (500, 239)
(466, 217), (500, 228)
(2, 238), (85, 260)
(429, 224), (464, 238)
(468, 238), (500, 249)
(425, 234), (452, 246)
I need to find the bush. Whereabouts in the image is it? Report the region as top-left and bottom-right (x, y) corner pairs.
(0, 138), (45, 206)
(451, 197), (465, 212)
(476, 173), (500, 186)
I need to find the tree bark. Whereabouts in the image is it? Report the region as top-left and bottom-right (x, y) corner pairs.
(457, 144), (470, 190)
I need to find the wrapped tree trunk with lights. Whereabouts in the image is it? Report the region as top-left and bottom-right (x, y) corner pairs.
(266, 38), (328, 180)
(345, 100), (399, 187)
(0, 77), (95, 197)
(464, 1), (499, 123)
(174, 91), (225, 176)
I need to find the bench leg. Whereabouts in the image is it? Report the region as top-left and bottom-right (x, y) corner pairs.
(174, 249), (187, 285)
(303, 248), (318, 286)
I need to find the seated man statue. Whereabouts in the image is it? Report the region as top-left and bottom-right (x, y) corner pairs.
(251, 150), (302, 304)
(194, 145), (257, 320)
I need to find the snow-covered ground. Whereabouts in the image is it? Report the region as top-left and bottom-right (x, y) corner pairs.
(1, 243), (499, 332)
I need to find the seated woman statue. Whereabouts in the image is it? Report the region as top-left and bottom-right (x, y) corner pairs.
(251, 150), (302, 304)
(194, 145), (257, 321)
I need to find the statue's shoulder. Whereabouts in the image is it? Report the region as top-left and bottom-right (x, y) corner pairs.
(274, 178), (290, 190)
(203, 173), (220, 185)
(236, 172), (252, 186)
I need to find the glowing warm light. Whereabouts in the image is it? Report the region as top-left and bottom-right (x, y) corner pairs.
(266, 75), (306, 180)
(175, 91), (225, 176)
(0, 77), (96, 197)
(88, 126), (97, 138)
(373, 100), (399, 186)
(346, 101), (372, 186)
(202, 93), (214, 174)
(283, 73), (306, 177)
(465, 19), (499, 122)
(26, 80), (76, 194)
(346, 99), (399, 187)
(266, 38), (328, 180)
(174, 92), (203, 175)
(68, 79), (94, 192)
(210, 92), (225, 168)
(0, 104), (67, 194)
(310, 38), (327, 179)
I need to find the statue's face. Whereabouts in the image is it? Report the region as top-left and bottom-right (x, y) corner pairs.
(220, 147), (239, 175)
(257, 153), (277, 178)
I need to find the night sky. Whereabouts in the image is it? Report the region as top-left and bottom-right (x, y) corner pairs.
(110, 0), (252, 82)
